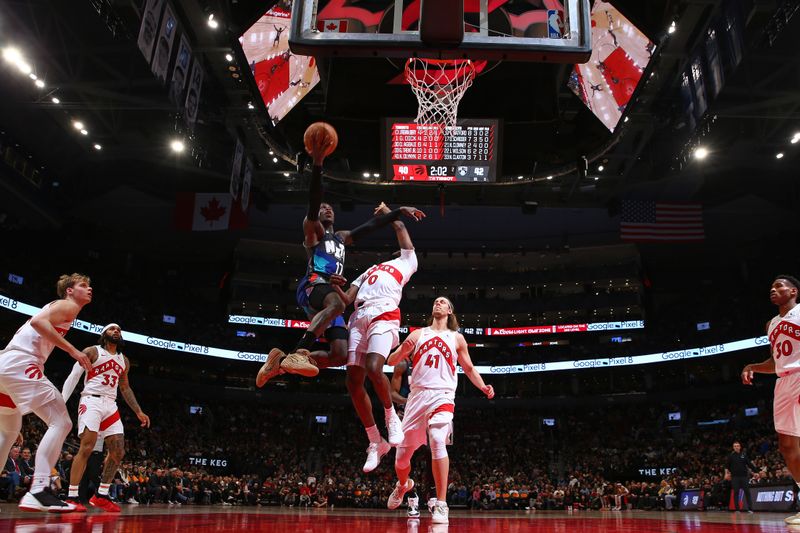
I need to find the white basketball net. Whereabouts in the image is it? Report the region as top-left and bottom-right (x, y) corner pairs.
(405, 58), (476, 129)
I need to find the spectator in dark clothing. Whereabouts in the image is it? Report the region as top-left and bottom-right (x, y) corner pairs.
(725, 441), (757, 513)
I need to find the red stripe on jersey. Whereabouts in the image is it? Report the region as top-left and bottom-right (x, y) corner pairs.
(429, 403), (454, 419)
(365, 263), (404, 285)
(0, 393), (16, 409)
(88, 360), (125, 380)
(371, 308), (401, 326)
(99, 410), (121, 431)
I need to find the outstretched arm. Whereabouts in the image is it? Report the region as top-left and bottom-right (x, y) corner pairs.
(374, 202), (414, 250)
(120, 356), (150, 428)
(340, 206), (425, 245)
(61, 361), (86, 402)
(456, 334), (494, 399)
(387, 330), (422, 366)
(302, 132), (335, 247)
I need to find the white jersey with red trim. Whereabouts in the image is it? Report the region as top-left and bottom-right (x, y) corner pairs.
(0, 302), (71, 366)
(81, 346), (126, 400)
(769, 305), (800, 377)
(351, 248), (417, 309)
(409, 327), (459, 393)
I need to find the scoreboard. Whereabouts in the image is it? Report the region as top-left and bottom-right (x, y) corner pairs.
(384, 118), (500, 182)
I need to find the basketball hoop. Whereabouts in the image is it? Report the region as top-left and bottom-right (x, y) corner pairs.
(405, 58), (476, 130)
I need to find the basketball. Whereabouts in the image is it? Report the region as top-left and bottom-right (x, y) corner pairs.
(304, 122), (338, 157)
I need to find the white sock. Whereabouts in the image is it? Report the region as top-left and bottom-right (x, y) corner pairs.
(68, 485), (79, 498)
(384, 407), (396, 420)
(365, 425), (381, 444)
(98, 483), (110, 496)
(31, 474), (49, 493)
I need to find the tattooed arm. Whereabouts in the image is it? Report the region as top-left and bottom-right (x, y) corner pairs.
(120, 356), (150, 428)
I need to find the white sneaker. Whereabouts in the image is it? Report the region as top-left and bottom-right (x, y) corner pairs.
(387, 478), (414, 510)
(363, 439), (391, 473)
(431, 501), (449, 524)
(19, 491), (76, 513)
(407, 496), (420, 518)
(786, 512), (800, 525)
(427, 497), (437, 514)
(127, 497), (139, 505)
(386, 414), (404, 446)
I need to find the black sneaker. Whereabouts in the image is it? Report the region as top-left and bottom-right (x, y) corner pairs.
(19, 490), (76, 513)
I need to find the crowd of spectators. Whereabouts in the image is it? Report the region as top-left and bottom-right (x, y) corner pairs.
(2, 391), (791, 513)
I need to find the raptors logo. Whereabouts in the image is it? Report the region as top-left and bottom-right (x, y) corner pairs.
(78, 404), (87, 416)
(25, 364), (43, 380)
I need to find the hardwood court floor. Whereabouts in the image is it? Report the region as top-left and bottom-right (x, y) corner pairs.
(0, 505), (796, 532)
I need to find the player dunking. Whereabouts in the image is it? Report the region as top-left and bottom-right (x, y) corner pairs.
(0, 274), (93, 512)
(256, 123), (424, 387)
(333, 202), (424, 473)
(61, 323), (150, 512)
(741, 275), (800, 525)
(386, 297), (494, 524)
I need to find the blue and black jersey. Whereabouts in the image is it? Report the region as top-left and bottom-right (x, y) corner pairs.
(305, 231), (345, 279)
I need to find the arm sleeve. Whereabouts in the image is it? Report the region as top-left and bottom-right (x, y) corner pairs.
(306, 165), (323, 221)
(61, 361), (85, 402)
(348, 209), (404, 242)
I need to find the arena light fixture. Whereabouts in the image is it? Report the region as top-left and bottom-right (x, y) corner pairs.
(792, 133), (800, 144)
(272, 157), (278, 163)
(80, 129), (88, 135)
(207, 14), (219, 29)
(373, 173), (379, 178)
(34, 79), (44, 88)
(93, 144), (102, 150)
(776, 152), (784, 159)
(546, 175), (553, 180)
(28, 73), (37, 80)
(225, 53), (233, 62)
(170, 139), (185, 153)
(694, 147), (709, 160)
(2, 47), (22, 64)
(668, 21), (676, 34)
(283, 172), (289, 177)
(517, 175), (523, 180)
(363, 172), (370, 178)
(247, 102), (254, 110)
(597, 165), (604, 172)
(72, 120), (84, 130)
(51, 97), (60, 104)
(16, 61), (31, 75)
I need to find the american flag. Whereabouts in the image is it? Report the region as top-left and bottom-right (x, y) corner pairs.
(620, 201), (704, 242)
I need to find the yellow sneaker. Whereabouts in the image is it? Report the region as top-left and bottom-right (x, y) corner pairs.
(256, 348), (286, 387)
(280, 349), (319, 377)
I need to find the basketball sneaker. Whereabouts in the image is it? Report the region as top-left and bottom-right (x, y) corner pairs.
(256, 348), (286, 387)
(786, 512), (800, 525)
(387, 478), (414, 510)
(90, 494), (121, 512)
(386, 412), (403, 446)
(19, 490), (76, 513)
(280, 349), (319, 377)
(431, 500), (449, 524)
(65, 499), (87, 512)
(363, 438), (391, 473)
(407, 496), (420, 518)
(427, 497), (437, 514)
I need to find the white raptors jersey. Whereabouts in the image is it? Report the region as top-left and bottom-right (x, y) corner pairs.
(409, 327), (459, 392)
(82, 346), (126, 400)
(351, 248), (417, 308)
(1, 302), (71, 366)
(769, 305), (800, 377)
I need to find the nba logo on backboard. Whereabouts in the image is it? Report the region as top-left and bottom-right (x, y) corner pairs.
(547, 10), (564, 38)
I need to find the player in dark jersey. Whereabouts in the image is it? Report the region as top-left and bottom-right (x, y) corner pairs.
(256, 132), (423, 387)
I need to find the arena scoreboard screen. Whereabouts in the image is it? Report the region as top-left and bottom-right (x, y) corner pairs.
(384, 118), (500, 182)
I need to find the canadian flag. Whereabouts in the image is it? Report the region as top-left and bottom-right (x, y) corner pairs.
(316, 19), (349, 32)
(174, 192), (248, 231)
